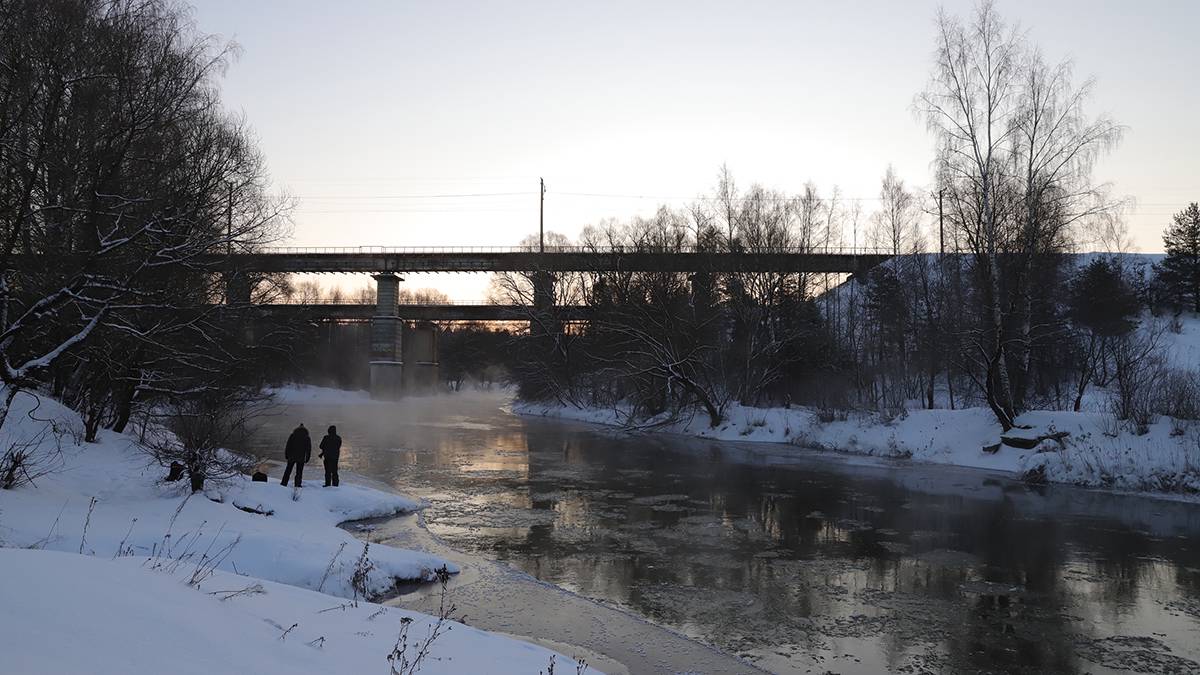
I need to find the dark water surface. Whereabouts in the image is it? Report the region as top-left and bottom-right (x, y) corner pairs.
(249, 391), (1200, 674)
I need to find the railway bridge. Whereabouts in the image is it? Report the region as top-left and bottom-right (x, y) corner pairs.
(227, 246), (889, 398)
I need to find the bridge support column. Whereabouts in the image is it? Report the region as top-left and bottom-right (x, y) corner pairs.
(689, 271), (719, 341)
(530, 271), (558, 335)
(533, 271), (554, 312)
(370, 273), (404, 399)
(223, 270), (252, 305)
(222, 271), (256, 348)
(402, 321), (439, 392)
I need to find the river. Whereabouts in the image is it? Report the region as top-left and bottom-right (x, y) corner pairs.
(247, 390), (1200, 674)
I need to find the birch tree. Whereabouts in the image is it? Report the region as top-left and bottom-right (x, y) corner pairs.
(917, 0), (1121, 429)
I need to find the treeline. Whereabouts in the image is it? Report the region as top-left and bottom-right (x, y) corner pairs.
(0, 0), (293, 490)
(492, 184), (845, 427)
(501, 4), (1200, 435)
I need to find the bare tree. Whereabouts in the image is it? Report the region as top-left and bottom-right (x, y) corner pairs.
(144, 388), (268, 492)
(871, 166), (919, 258)
(917, 0), (1121, 429)
(488, 232), (590, 404)
(0, 0), (291, 438)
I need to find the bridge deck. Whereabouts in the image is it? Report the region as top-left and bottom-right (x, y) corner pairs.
(257, 304), (587, 322)
(222, 248), (890, 274)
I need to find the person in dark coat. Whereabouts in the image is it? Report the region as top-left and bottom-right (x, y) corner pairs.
(318, 425), (342, 487)
(281, 424), (311, 487)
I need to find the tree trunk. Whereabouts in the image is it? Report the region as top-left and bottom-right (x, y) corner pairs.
(1073, 335), (1099, 412)
(0, 386), (20, 433)
(188, 458), (205, 492)
(984, 344), (1015, 431)
(110, 390), (133, 433)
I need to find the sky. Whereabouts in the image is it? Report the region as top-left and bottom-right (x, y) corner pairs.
(189, 0), (1200, 301)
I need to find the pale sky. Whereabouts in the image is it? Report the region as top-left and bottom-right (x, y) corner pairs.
(190, 0), (1200, 301)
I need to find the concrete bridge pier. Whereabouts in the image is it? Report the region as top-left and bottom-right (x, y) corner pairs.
(689, 271), (719, 340)
(530, 270), (559, 336)
(370, 273), (404, 399)
(223, 270), (253, 305)
(222, 271), (256, 348)
(533, 271), (555, 312)
(402, 321), (439, 392)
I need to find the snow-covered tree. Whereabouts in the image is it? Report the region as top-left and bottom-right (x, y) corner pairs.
(1157, 203), (1200, 313)
(0, 0), (290, 433)
(1066, 257), (1140, 410)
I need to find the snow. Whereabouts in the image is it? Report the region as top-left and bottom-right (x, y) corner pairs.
(266, 384), (375, 406)
(508, 256), (1193, 498)
(0, 392), (448, 597)
(0, 548), (575, 675)
(517, 338), (1200, 500)
(0, 390), (585, 674)
(1160, 311), (1200, 370)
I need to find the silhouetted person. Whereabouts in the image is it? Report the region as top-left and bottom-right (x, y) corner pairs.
(319, 425), (342, 487)
(281, 424), (311, 487)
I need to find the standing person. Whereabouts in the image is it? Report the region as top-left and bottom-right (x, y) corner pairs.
(281, 423), (311, 487)
(319, 425), (342, 487)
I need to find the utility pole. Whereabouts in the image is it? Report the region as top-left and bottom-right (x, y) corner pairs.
(539, 177), (545, 253)
(936, 186), (954, 410)
(226, 180), (234, 257)
(937, 188), (945, 258)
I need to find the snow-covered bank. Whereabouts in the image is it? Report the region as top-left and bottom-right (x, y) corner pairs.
(0, 391), (584, 674)
(0, 548), (574, 675)
(515, 399), (1200, 497)
(0, 393), (449, 598)
(266, 383), (374, 406)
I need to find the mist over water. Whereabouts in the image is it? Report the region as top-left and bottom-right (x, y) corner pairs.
(248, 390), (1200, 674)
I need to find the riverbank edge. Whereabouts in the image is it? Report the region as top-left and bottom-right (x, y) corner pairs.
(513, 398), (1200, 502)
(357, 510), (769, 675)
(0, 390), (586, 674)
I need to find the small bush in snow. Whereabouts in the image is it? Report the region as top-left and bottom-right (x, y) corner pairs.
(350, 543), (374, 607)
(387, 565), (458, 675)
(541, 654), (590, 675)
(142, 392), (266, 492)
(1108, 324), (1169, 434)
(1157, 369), (1200, 422)
(1, 424), (64, 490)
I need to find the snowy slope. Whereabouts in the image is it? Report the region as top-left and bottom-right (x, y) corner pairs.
(516, 397), (1200, 497)
(266, 384), (375, 406)
(0, 391), (586, 673)
(0, 392), (450, 598)
(511, 253), (1198, 497)
(0, 548), (577, 675)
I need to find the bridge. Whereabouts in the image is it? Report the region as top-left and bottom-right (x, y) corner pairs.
(221, 245), (891, 275)
(258, 303), (590, 322)
(226, 245), (890, 398)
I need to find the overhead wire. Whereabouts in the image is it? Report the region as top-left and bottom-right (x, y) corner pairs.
(269, 182), (1192, 217)
(297, 191), (536, 200)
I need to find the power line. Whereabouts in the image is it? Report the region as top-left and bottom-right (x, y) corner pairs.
(296, 191), (535, 200)
(551, 191), (1195, 207)
(299, 208), (532, 214)
(279, 175), (532, 182)
(552, 191), (879, 202)
(296, 205), (1185, 216)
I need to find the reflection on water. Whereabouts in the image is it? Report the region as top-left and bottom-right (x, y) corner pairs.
(249, 392), (1200, 674)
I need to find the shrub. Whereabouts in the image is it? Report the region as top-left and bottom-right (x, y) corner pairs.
(1157, 369), (1200, 422)
(142, 391), (266, 492)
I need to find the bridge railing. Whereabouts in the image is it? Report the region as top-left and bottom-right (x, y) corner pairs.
(254, 245), (893, 256)
(394, 299), (499, 305)
(270, 299), (499, 306)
